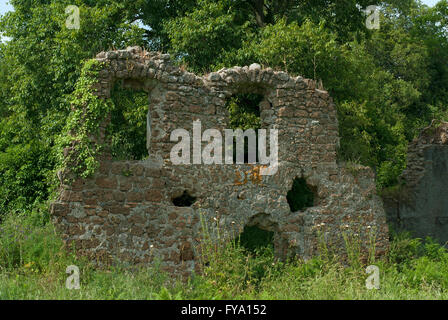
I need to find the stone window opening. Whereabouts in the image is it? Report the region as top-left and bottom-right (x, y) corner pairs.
(172, 190), (197, 207)
(225, 92), (264, 164)
(286, 177), (317, 212)
(108, 82), (150, 161)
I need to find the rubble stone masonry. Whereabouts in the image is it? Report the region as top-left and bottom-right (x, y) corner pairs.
(51, 47), (389, 275)
(383, 121), (448, 244)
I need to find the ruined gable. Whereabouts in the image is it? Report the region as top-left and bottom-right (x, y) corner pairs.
(51, 46), (388, 275)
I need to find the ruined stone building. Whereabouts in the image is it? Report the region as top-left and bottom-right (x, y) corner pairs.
(384, 121), (448, 244)
(51, 47), (389, 275)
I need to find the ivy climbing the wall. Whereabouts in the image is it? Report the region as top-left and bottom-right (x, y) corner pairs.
(56, 59), (151, 181)
(55, 59), (113, 180)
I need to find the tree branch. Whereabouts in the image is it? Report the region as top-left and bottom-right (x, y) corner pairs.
(250, 0), (266, 27)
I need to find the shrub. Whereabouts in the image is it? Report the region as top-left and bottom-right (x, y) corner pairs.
(0, 142), (54, 219)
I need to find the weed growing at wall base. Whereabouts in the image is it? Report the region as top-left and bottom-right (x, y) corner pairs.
(2, 211), (448, 299)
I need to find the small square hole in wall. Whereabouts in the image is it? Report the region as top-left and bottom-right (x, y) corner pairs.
(286, 177), (316, 212)
(172, 191), (197, 207)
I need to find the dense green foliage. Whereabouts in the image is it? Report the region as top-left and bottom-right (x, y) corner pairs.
(0, 0), (145, 216)
(238, 225), (274, 253)
(0, 0), (447, 216)
(226, 93), (263, 162)
(0, 0), (448, 299)
(2, 213), (448, 299)
(55, 59), (113, 179)
(226, 93), (263, 131)
(165, 0), (448, 189)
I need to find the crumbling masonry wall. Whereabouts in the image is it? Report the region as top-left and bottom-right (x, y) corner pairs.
(51, 47), (389, 275)
(383, 121), (448, 243)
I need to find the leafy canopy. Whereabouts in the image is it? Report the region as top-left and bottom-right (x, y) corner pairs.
(0, 0), (447, 218)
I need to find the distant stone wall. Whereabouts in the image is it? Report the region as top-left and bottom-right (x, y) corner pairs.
(51, 46), (388, 275)
(383, 121), (448, 243)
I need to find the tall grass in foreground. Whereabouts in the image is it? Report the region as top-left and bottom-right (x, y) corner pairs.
(1, 212), (448, 299)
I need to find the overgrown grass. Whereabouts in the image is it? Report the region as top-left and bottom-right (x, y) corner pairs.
(2, 212), (448, 300)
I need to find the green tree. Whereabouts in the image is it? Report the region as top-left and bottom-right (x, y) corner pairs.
(1, 0), (448, 218)
(0, 0), (145, 216)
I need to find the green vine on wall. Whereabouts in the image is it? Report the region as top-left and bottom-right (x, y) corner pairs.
(55, 59), (113, 181)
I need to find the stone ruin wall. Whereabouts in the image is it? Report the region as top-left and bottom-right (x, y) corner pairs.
(383, 121), (448, 244)
(50, 47), (389, 276)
